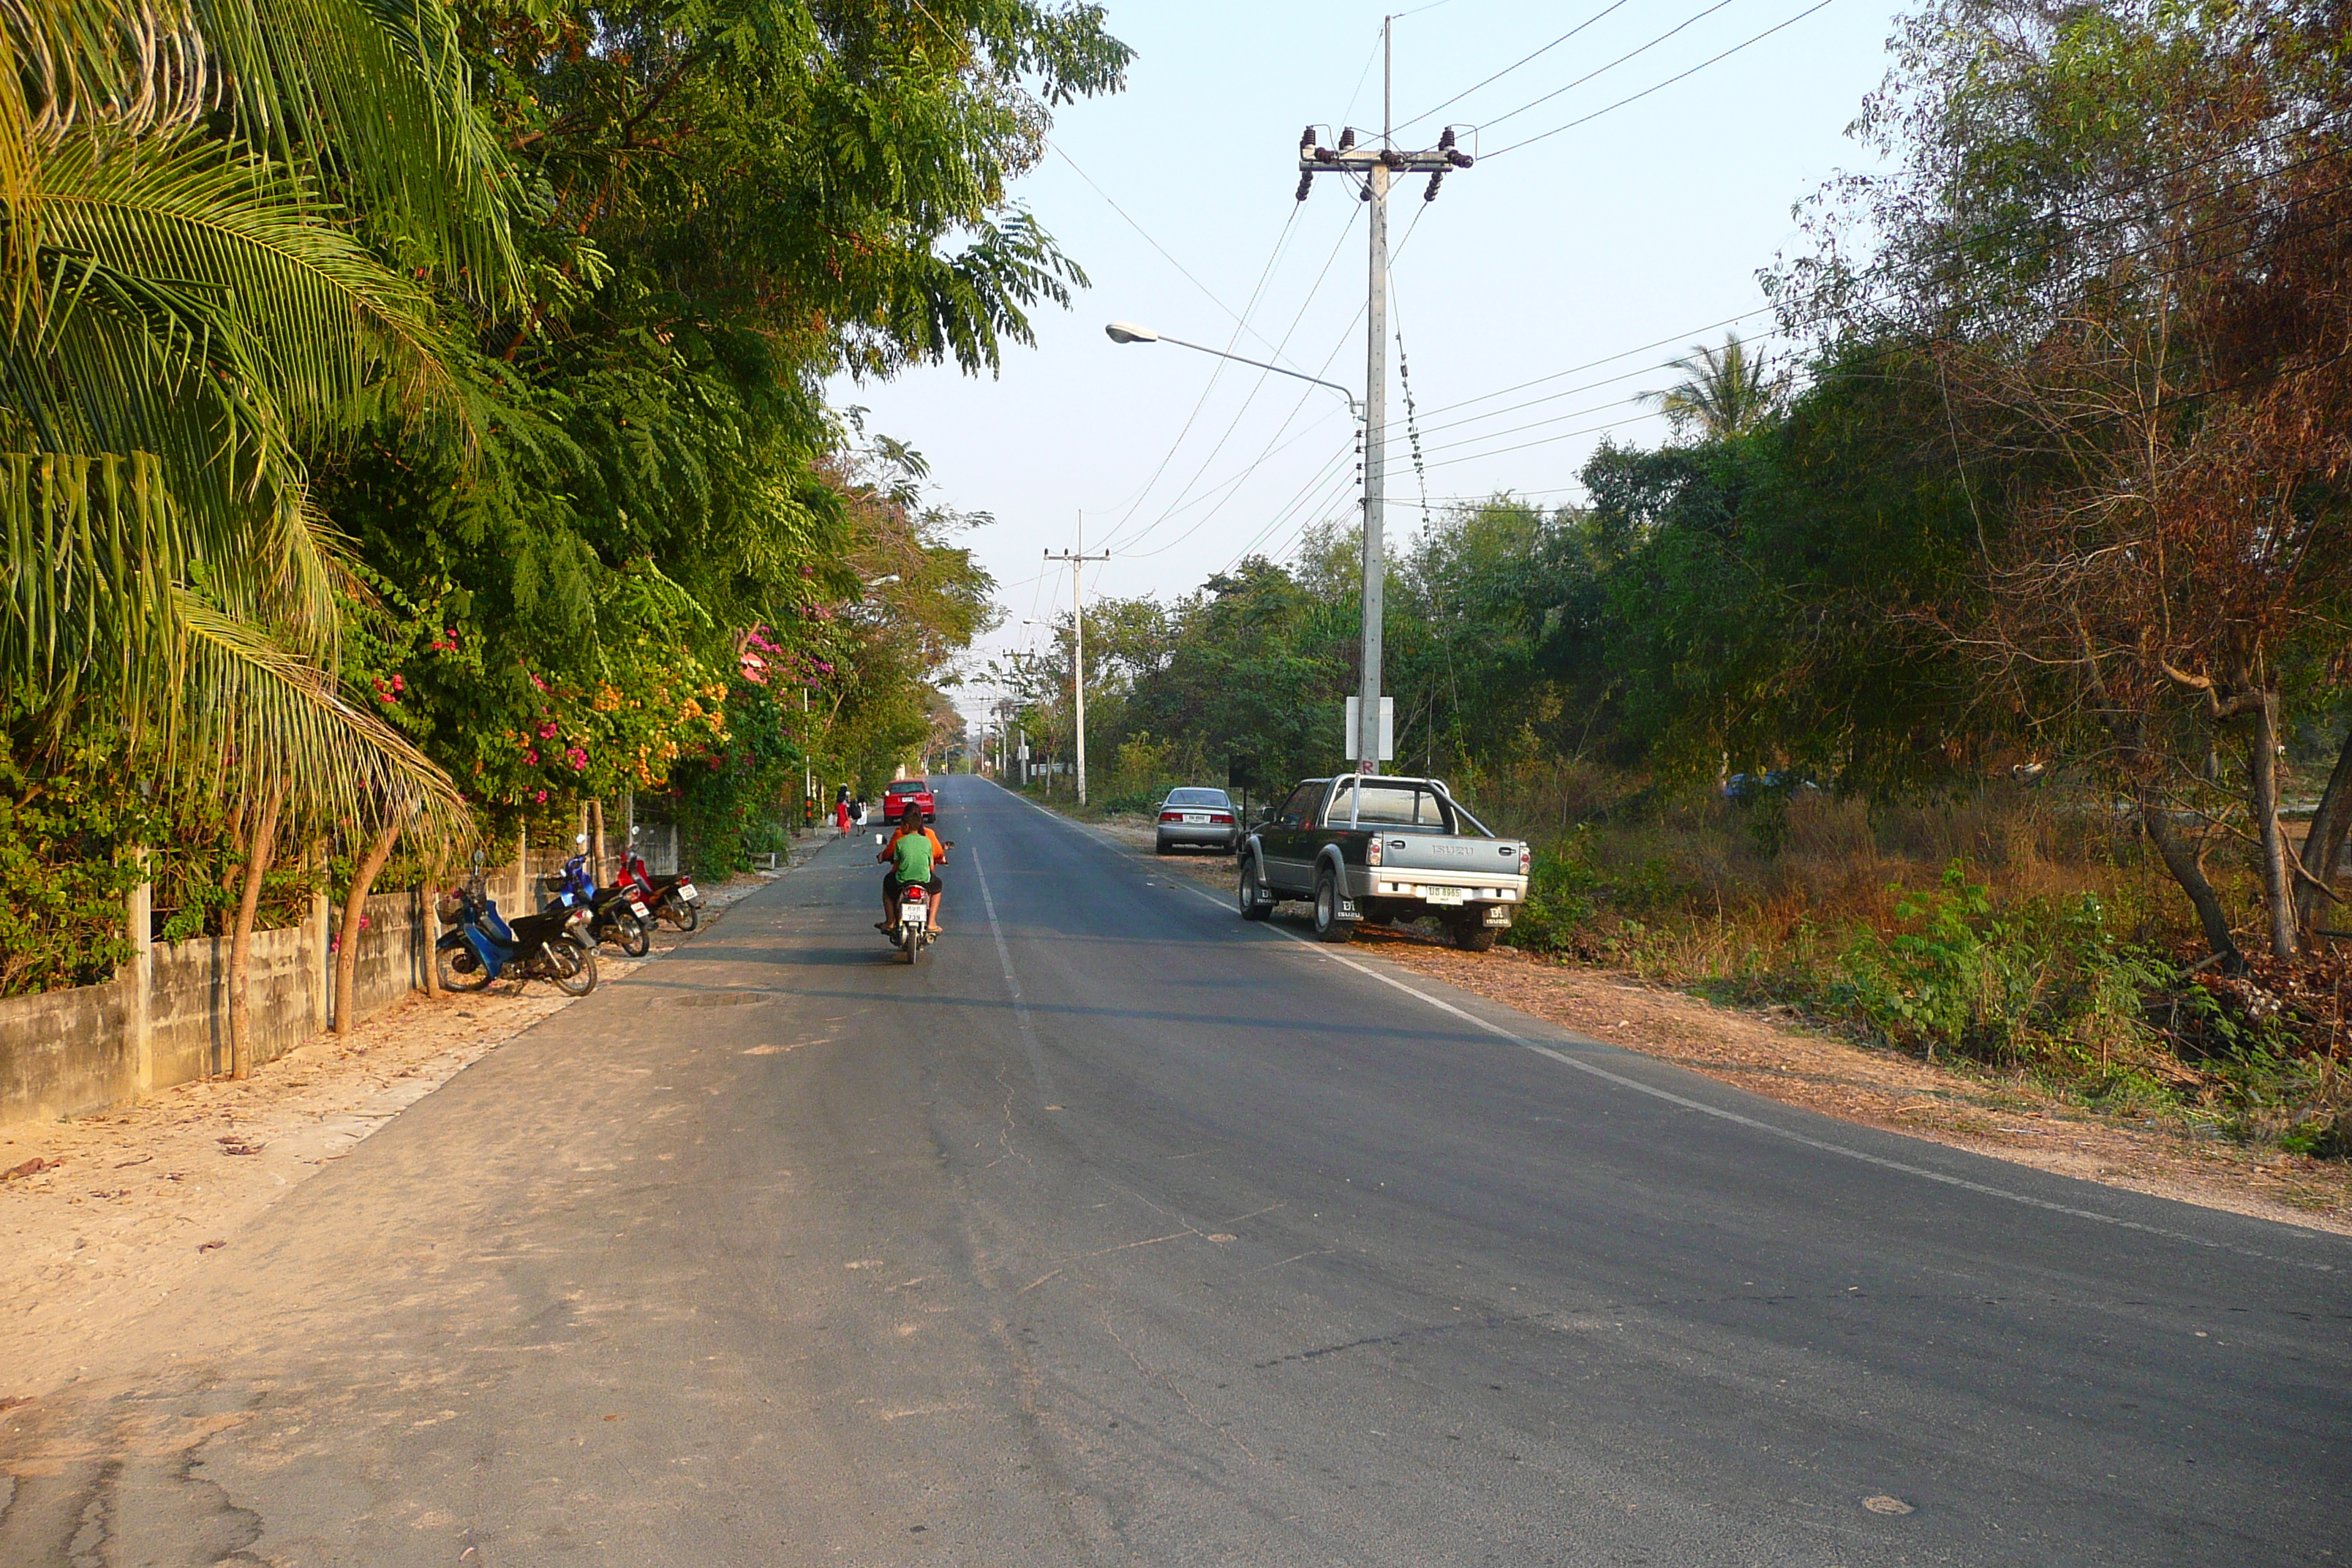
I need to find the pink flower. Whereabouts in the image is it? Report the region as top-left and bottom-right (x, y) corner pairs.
(528, 673), (548, 693)
(538, 720), (559, 739)
(533, 789), (548, 804)
(523, 748), (540, 765)
(391, 674), (405, 693)
(565, 747), (588, 771)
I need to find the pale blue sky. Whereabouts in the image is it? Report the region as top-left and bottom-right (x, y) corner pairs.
(826, 0), (1907, 718)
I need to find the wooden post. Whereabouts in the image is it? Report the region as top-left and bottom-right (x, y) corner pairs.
(589, 799), (607, 888)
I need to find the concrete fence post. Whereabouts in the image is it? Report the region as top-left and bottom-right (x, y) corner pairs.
(309, 886), (333, 1034)
(127, 869), (153, 1095)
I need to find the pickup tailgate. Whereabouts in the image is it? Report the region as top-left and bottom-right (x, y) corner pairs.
(1365, 829), (1528, 902)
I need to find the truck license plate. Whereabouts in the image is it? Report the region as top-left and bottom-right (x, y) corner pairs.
(1423, 886), (1467, 906)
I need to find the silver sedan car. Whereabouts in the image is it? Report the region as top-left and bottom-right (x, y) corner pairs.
(1153, 787), (1240, 854)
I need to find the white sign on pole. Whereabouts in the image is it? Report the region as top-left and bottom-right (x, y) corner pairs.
(1343, 696), (1395, 761)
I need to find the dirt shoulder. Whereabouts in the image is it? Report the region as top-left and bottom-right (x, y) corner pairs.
(0, 850), (815, 1405)
(1090, 813), (2352, 1239)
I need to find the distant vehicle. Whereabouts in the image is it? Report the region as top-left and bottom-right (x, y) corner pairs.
(1237, 774), (1529, 950)
(882, 778), (936, 824)
(1154, 787), (1240, 855)
(1721, 769), (1819, 802)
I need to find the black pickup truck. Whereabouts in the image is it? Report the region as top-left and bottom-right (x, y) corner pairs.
(1236, 773), (1529, 949)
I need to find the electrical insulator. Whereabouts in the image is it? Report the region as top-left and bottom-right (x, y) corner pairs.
(1438, 127), (1456, 151)
(1295, 172), (1313, 202)
(1422, 171), (1444, 202)
(1337, 127), (1357, 151)
(1300, 125), (1318, 153)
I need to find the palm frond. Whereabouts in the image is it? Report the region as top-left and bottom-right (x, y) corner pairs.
(0, 449), (468, 843)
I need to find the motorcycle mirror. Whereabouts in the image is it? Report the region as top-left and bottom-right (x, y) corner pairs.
(873, 833), (886, 845)
(944, 840), (957, 848)
(470, 849), (486, 869)
(575, 833), (587, 846)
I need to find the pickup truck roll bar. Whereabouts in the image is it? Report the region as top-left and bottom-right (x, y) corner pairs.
(1326, 772), (1496, 838)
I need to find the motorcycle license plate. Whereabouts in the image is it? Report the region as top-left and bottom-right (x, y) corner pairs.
(1183, 813), (1208, 823)
(627, 899), (650, 919)
(677, 881), (699, 901)
(1422, 886), (1468, 906)
(902, 902), (928, 928)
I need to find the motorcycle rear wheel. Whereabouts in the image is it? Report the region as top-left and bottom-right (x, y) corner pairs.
(615, 911), (652, 957)
(664, 897), (701, 933)
(902, 927), (921, 964)
(436, 943), (494, 994)
(545, 937), (598, 996)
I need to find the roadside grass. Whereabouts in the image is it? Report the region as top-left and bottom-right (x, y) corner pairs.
(1479, 776), (2351, 1164)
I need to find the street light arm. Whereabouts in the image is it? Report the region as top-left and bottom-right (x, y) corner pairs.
(1107, 323), (1361, 418)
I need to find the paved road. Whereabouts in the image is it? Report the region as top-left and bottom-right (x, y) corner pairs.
(3, 775), (2346, 1566)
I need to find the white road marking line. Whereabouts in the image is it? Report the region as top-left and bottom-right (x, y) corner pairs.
(970, 845), (1058, 1103)
(1176, 853), (2342, 1273)
(981, 777), (2343, 1267)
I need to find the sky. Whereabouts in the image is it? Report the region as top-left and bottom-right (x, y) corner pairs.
(826, 0), (1910, 731)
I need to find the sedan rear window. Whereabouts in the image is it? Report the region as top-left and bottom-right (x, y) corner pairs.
(1164, 788), (1229, 807)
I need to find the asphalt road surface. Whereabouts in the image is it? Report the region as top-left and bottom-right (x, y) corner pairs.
(3, 775), (2346, 1567)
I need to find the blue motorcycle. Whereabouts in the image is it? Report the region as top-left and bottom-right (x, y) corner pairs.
(434, 864), (598, 996)
(546, 844), (653, 958)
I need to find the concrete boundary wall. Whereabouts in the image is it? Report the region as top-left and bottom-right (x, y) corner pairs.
(0, 844), (560, 1132)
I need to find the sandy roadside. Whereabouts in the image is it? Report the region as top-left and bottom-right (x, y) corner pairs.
(0, 842), (826, 1405)
(1093, 813), (2352, 1239)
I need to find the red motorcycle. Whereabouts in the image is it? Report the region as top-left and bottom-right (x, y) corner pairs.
(615, 834), (706, 932)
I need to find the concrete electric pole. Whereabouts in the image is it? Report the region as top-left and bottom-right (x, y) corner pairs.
(1044, 511), (1111, 805)
(1296, 18), (1471, 775)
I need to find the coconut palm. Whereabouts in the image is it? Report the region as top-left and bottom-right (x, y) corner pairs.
(1643, 333), (1786, 440)
(0, 0), (516, 838)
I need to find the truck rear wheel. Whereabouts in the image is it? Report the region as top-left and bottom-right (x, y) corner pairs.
(1312, 870), (1354, 943)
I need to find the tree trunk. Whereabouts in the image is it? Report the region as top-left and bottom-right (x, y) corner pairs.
(2250, 692), (2299, 959)
(2292, 723), (2352, 934)
(2139, 790), (2242, 968)
(227, 783), (284, 1081)
(589, 799), (606, 888)
(335, 819), (402, 1034)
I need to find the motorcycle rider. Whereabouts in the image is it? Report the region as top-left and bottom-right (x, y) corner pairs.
(877, 808), (946, 936)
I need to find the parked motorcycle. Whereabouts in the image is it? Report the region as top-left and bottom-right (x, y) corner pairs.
(435, 859), (598, 995)
(615, 829), (704, 932)
(547, 840), (653, 958)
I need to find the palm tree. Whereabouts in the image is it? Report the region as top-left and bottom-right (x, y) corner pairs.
(5, 0), (517, 1068)
(1, 0), (515, 834)
(1643, 333), (1786, 440)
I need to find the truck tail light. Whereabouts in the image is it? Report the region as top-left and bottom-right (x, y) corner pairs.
(1368, 836), (1383, 866)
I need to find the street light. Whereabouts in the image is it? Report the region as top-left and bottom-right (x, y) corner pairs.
(1108, 318), (1387, 775)
(1104, 321), (1362, 418)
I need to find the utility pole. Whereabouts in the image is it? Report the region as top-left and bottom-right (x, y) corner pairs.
(1296, 18), (1471, 774)
(1044, 510), (1111, 805)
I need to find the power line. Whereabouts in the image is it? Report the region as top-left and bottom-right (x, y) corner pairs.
(1093, 204), (1307, 547)
(1049, 141), (1307, 366)
(1101, 205), (1365, 554)
(1392, 0), (1635, 135)
(1471, 0), (1742, 138)
(1483, 0), (1841, 159)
